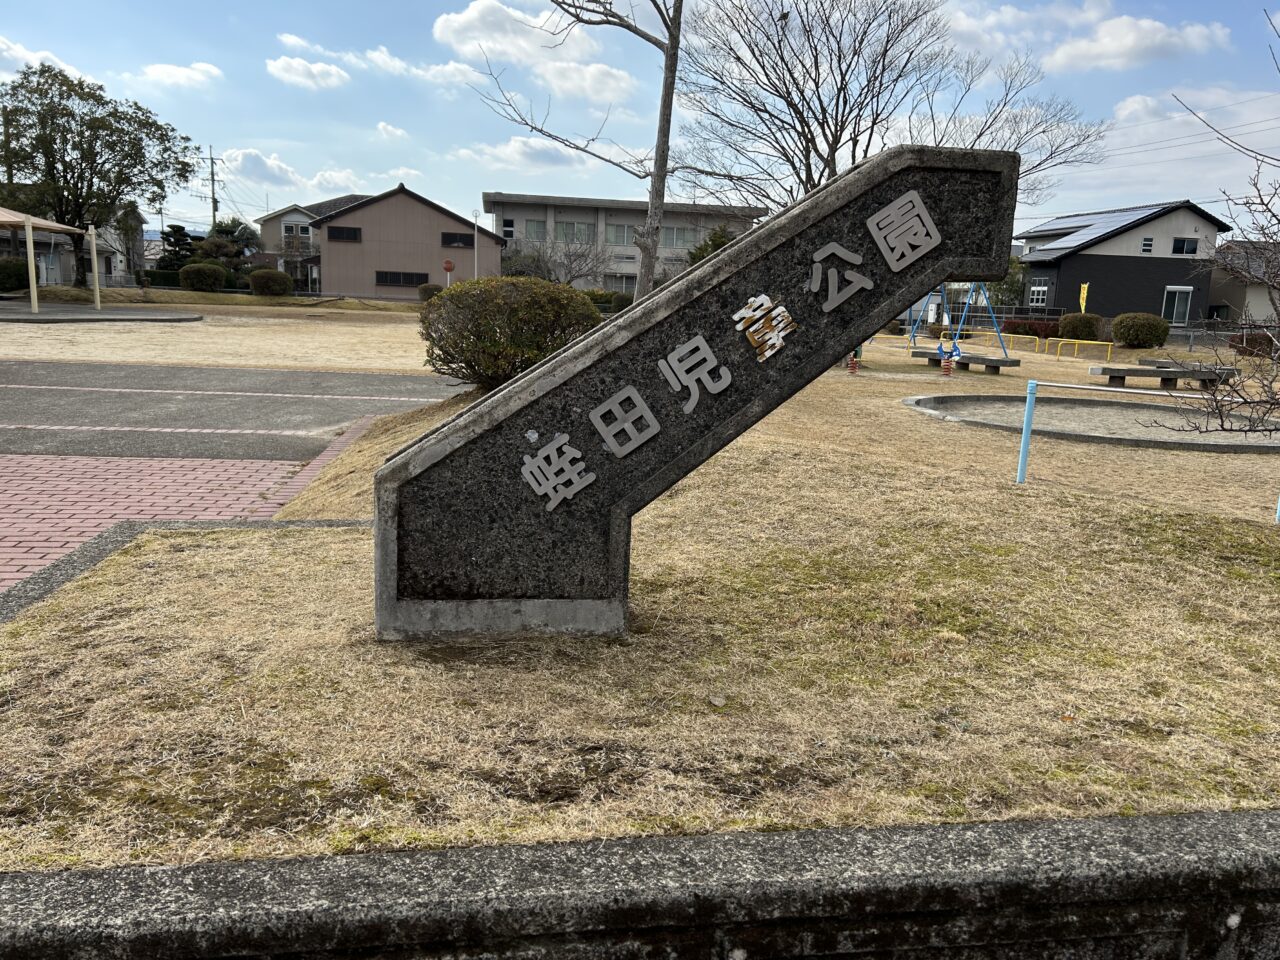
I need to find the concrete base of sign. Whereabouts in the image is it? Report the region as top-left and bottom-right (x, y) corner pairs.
(376, 145), (1019, 639)
(375, 597), (626, 639)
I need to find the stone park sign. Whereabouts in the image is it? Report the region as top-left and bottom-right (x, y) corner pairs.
(375, 146), (1019, 638)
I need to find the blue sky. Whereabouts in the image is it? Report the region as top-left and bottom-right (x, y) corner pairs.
(1, 0), (1276, 236)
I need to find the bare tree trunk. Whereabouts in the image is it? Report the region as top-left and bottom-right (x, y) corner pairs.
(70, 232), (86, 288)
(635, 0), (683, 299)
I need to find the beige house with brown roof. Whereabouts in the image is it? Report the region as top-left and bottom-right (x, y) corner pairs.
(256, 185), (504, 298)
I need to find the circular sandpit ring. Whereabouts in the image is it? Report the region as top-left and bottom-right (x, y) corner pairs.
(903, 394), (1280, 454)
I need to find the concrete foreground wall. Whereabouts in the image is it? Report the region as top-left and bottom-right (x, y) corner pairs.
(3, 810), (1280, 958)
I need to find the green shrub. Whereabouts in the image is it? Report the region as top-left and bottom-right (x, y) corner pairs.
(178, 263), (225, 292)
(0, 258), (27, 292)
(1057, 313), (1103, 341)
(145, 269), (181, 288)
(418, 283), (444, 302)
(582, 287), (612, 305)
(248, 268), (293, 297)
(1112, 312), (1169, 348)
(610, 292), (634, 311)
(420, 276), (601, 389)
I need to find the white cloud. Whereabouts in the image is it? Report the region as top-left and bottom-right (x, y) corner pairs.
(265, 56), (351, 90)
(0, 34), (80, 78)
(1043, 16), (1230, 72)
(415, 60), (484, 86)
(377, 166), (424, 179)
(433, 0), (598, 67)
(377, 121), (408, 139)
(221, 148), (364, 196)
(451, 135), (592, 171)
(1112, 94), (1167, 125)
(533, 61), (635, 103)
(123, 61), (222, 89)
(276, 33), (367, 69)
(948, 0), (1112, 51)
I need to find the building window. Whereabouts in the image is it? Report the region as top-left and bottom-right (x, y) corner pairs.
(375, 271), (430, 287)
(613, 253), (637, 262)
(442, 232), (474, 248)
(603, 273), (637, 294)
(502, 218), (515, 239)
(1162, 286), (1193, 326)
(605, 223), (636, 246)
(660, 225), (699, 248)
(1140, 237), (1153, 254)
(525, 219), (546, 241)
(299, 225), (310, 237)
(1172, 237), (1199, 255)
(328, 226), (362, 242)
(283, 224), (295, 236)
(554, 221), (596, 243)
(1028, 278), (1049, 307)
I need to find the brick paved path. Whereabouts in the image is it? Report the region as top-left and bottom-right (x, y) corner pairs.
(0, 456), (297, 591)
(0, 415), (375, 593)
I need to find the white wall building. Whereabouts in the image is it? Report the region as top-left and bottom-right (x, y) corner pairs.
(481, 192), (766, 293)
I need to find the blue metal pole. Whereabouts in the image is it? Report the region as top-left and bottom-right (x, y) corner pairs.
(980, 282), (1010, 358)
(1016, 380), (1037, 484)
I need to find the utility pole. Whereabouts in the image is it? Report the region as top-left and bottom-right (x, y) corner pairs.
(207, 145), (218, 234)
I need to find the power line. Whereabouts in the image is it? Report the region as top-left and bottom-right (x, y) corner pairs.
(1098, 115), (1280, 160)
(1106, 92), (1280, 134)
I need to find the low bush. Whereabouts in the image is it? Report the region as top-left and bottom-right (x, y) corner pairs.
(1229, 330), (1280, 359)
(1112, 312), (1169, 348)
(145, 269), (181, 288)
(582, 287), (613, 306)
(420, 276), (601, 389)
(926, 324), (974, 340)
(0, 257), (27, 292)
(178, 263), (226, 292)
(418, 283), (444, 302)
(1003, 318), (1060, 339)
(610, 292), (634, 311)
(1058, 312), (1103, 341)
(248, 268), (293, 297)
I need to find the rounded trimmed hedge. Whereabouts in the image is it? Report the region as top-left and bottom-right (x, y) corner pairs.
(420, 276), (601, 389)
(611, 292), (634, 311)
(178, 263), (226, 293)
(418, 283), (443, 302)
(0, 257), (27, 293)
(1058, 313), (1103, 341)
(1112, 312), (1170, 349)
(248, 269), (293, 297)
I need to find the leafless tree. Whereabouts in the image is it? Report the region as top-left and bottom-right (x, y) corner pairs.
(474, 1), (683, 298)
(672, 0), (1106, 212)
(1155, 8), (1280, 435)
(504, 237), (612, 287)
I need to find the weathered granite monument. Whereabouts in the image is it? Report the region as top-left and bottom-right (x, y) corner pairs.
(375, 146), (1019, 638)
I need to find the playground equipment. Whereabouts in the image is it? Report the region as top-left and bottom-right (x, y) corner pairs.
(908, 282), (1010, 358)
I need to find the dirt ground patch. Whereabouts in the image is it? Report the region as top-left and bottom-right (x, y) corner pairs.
(36, 285), (419, 314)
(2, 340), (1277, 871)
(0, 310), (427, 373)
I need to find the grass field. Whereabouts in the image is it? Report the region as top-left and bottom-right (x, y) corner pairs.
(1, 340), (1276, 872)
(0, 308), (428, 373)
(35, 284), (419, 314)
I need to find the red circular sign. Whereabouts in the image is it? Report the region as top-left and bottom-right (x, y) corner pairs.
(443, 259), (455, 273)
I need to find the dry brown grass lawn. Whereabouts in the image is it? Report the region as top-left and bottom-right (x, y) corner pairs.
(37, 285), (419, 314)
(1, 338), (1277, 872)
(0, 310), (428, 373)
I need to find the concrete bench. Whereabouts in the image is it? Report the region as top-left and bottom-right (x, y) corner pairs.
(1137, 357), (1239, 374)
(1089, 365), (1237, 390)
(910, 349), (1021, 374)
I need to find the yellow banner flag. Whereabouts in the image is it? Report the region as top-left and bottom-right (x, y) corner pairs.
(1079, 282), (1089, 313)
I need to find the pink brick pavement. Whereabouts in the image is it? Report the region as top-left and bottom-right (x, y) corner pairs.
(0, 416), (376, 593)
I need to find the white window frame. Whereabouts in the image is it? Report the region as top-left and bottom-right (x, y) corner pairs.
(1162, 286), (1193, 326)
(660, 225), (699, 248)
(554, 221), (596, 244)
(1028, 278), (1049, 308)
(525, 219), (546, 241)
(603, 273), (637, 294)
(605, 223), (636, 246)
(283, 224), (296, 236)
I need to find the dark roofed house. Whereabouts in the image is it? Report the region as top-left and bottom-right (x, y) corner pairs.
(255, 194), (372, 291)
(1015, 200), (1231, 328)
